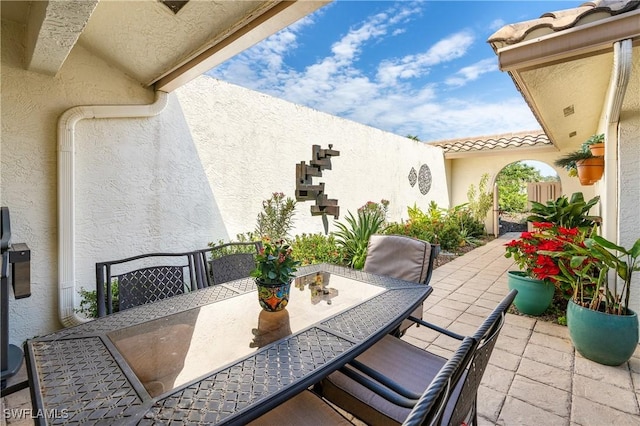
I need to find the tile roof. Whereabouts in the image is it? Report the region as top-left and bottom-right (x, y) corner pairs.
(429, 130), (553, 157)
(488, 0), (640, 50)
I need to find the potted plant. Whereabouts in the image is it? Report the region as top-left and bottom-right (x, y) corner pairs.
(543, 234), (640, 365)
(582, 133), (604, 157)
(251, 238), (301, 312)
(504, 222), (568, 315)
(554, 149), (603, 185)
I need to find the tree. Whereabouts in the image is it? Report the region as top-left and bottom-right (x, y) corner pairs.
(496, 162), (544, 212)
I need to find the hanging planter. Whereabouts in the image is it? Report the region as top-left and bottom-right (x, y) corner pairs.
(576, 157), (604, 185)
(583, 133), (605, 157)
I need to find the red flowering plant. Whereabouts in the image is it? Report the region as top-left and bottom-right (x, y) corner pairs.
(505, 222), (591, 296)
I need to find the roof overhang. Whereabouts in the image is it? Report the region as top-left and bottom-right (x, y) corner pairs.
(489, 3), (640, 151)
(1, 0), (330, 93)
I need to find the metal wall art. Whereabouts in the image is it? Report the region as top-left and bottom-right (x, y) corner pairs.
(296, 145), (340, 232)
(407, 164), (432, 195)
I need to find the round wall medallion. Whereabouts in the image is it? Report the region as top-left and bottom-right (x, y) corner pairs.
(418, 164), (432, 195)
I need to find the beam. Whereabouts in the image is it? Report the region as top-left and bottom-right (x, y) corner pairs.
(25, 0), (98, 76)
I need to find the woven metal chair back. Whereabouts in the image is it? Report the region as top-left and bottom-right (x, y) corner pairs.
(96, 252), (197, 317)
(445, 290), (517, 425)
(193, 241), (262, 288)
(402, 337), (478, 426)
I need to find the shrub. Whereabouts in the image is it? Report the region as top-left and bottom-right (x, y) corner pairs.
(76, 281), (119, 319)
(255, 192), (296, 240)
(467, 173), (493, 225)
(333, 209), (385, 269)
(291, 233), (344, 266)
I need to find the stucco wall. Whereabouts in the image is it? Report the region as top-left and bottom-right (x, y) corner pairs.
(618, 51), (640, 313)
(447, 150), (597, 235)
(1, 19), (154, 342)
(174, 75), (449, 239)
(2, 19), (447, 344)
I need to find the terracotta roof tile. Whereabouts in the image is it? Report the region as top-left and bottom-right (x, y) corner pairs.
(429, 131), (552, 155)
(488, 0), (640, 50)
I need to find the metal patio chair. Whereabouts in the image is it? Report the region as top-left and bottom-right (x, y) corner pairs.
(317, 290), (517, 425)
(364, 234), (439, 334)
(248, 337), (478, 426)
(95, 251), (198, 317)
(192, 241), (262, 288)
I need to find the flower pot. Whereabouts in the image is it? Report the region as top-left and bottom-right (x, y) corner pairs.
(567, 299), (639, 366)
(576, 157), (604, 185)
(256, 279), (291, 312)
(588, 142), (605, 157)
(507, 271), (554, 316)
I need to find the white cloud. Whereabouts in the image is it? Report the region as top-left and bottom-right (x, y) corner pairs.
(206, 2), (536, 143)
(489, 18), (506, 31)
(445, 58), (498, 87)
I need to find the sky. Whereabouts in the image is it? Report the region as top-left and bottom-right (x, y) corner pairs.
(207, 0), (578, 144)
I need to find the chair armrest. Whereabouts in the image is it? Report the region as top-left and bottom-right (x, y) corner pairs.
(339, 365), (418, 408)
(349, 359), (422, 400)
(407, 316), (465, 340)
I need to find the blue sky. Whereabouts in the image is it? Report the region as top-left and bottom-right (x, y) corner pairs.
(207, 1), (578, 143)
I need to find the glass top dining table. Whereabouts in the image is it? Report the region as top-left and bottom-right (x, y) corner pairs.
(24, 263), (432, 425)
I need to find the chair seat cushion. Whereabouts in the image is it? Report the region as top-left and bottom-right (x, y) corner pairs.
(248, 390), (352, 426)
(321, 335), (464, 425)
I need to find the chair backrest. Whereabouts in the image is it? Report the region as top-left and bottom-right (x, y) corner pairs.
(364, 235), (438, 285)
(96, 252), (197, 317)
(193, 241), (262, 287)
(402, 337), (478, 426)
(443, 289), (517, 425)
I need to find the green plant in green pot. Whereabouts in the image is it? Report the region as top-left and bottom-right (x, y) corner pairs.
(544, 234), (640, 365)
(251, 238), (301, 312)
(504, 222), (572, 315)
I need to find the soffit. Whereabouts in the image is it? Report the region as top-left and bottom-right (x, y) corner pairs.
(487, 0), (640, 151)
(78, 0), (280, 86)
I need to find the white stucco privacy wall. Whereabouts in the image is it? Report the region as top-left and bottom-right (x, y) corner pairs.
(2, 17), (447, 345)
(175, 75), (449, 240)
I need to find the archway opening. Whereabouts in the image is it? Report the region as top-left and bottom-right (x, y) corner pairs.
(496, 160), (560, 235)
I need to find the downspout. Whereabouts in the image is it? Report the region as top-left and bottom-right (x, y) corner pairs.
(57, 91), (169, 327)
(601, 39), (632, 243)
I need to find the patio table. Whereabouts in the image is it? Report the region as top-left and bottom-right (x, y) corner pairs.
(23, 263), (432, 425)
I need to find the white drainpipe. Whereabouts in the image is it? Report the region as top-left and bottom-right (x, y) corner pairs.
(57, 91), (169, 327)
(601, 39), (632, 243)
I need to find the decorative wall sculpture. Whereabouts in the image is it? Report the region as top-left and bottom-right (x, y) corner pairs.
(407, 164), (432, 195)
(296, 145), (340, 232)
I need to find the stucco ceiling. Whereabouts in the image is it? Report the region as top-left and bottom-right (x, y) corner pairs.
(0, 0), (329, 92)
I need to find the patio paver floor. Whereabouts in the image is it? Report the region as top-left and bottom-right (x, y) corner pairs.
(2, 233), (639, 425)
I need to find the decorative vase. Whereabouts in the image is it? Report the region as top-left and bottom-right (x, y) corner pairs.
(576, 157), (604, 185)
(256, 279), (291, 312)
(506, 271), (554, 316)
(588, 142), (605, 157)
(567, 299), (639, 366)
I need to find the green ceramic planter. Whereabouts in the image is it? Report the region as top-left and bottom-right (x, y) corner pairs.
(567, 299), (639, 366)
(507, 271), (554, 316)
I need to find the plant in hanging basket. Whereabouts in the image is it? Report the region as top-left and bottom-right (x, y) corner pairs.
(582, 133), (604, 156)
(554, 150), (603, 184)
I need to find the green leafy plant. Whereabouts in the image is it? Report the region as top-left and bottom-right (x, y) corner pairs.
(208, 233), (258, 259)
(250, 238), (301, 284)
(291, 233), (344, 266)
(76, 281), (119, 319)
(467, 173), (493, 224)
(546, 235), (640, 315)
(554, 149), (595, 177)
(255, 192), (297, 240)
(527, 192), (600, 229)
(333, 209), (385, 269)
(582, 133), (604, 149)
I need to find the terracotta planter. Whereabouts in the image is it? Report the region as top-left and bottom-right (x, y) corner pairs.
(576, 157), (604, 185)
(588, 142), (605, 157)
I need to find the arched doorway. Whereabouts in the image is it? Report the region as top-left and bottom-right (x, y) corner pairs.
(494, 160), (560, 235)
